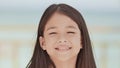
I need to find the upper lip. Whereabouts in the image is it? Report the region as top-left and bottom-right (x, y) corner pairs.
(55, 44), (72, 50)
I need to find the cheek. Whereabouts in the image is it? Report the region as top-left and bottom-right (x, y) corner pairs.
(45, 34), (59, 44)
(44, 36), (57, 47)
(71, 37), (82, 54)
(69, 36), (82, 47)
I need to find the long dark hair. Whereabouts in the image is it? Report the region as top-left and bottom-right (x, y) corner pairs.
(27, 3), (96, 68)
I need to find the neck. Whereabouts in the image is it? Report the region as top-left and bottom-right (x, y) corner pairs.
(52, 56), (77, 68)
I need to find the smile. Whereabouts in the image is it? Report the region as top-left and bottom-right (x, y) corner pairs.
(55, 47), (72, 51)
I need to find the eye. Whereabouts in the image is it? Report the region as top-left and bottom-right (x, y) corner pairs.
(67, 31), (75, 34)
(49, 32), (57, 35)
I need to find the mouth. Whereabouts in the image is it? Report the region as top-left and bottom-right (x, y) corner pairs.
(55, 47), (72, 51)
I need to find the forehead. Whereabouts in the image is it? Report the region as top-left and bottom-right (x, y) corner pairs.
(44, 12), (79, 31)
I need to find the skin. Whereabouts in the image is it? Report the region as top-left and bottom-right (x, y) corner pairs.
(39, 12), (82, 68)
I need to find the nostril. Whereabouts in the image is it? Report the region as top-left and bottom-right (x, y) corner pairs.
(64, 41), (67, 42)
(58, 40), (61, 43)
(58, 40), (67, 43)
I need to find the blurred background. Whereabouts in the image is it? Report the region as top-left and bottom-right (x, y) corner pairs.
(0, 0), (120, 68)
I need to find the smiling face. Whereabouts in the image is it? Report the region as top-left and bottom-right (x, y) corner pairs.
(39, 12), (82, 62)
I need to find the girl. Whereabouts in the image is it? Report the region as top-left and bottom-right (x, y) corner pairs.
(27, 3), (96, 68)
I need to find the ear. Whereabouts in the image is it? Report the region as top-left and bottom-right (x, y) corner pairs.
(39, 36), (46, 50)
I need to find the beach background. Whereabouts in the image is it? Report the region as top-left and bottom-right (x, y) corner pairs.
(0, 0), (120, 68)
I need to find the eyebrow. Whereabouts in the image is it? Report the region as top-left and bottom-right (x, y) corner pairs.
(46, 26), (57, 31)
(66, 25), (77, 29)
(46, 25), (77, 31)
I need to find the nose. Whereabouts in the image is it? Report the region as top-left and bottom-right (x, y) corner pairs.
(57, 36), (67, 43)
(58, 40), (67, 43)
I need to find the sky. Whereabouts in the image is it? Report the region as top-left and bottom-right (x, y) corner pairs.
(0, 0), (120, 12)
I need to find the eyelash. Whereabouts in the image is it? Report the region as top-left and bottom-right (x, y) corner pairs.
(49, 31), (75, 35)
(67, 31), (75, 34)
(49, 32), (57, 35)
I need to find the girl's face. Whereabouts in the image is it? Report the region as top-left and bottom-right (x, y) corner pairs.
(40, 12), (82, 62)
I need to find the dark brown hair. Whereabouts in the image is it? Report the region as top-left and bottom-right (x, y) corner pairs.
(27, 3), (96, 68)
